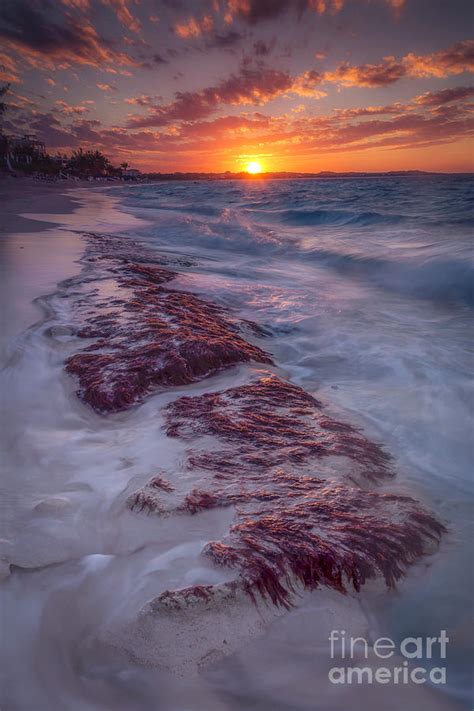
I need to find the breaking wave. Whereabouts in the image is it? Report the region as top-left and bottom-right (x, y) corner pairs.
(116, 174), (474, 310)
(305, 249), (474, 307)
(276, 208), (409, 227)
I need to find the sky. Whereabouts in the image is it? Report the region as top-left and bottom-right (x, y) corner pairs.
(0, 0), (473, 172)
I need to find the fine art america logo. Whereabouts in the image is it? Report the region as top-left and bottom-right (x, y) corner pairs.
(328, 630), (449, 685)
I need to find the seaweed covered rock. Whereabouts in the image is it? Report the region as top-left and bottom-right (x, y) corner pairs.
(65, 233), (272, 412)
(126, 375), (445, 609)
(202, 482), (444, 608)
(166, 375), (393, 483)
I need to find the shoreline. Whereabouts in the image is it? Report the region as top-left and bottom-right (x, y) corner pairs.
(0, 181), (85, 360)
(0, 179), (146, 356)
(0, 176), (84, 234)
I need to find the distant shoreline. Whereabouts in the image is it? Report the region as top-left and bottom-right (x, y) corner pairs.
(2, 170), (473, 190)
(135, 169), (474, 183)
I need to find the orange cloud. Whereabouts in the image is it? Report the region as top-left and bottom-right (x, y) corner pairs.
(125, 94), (160, 106)
(55, 99), (90, 115)
(102, 0), (141, 33)
(6, 90), (35, 110)
(127, 63), (331, 129)
(97, 83), (118, 92)
(61, 0), (141, 32)
(404, 40), (474, 78)
(13, 83), (473, 174)
(292, 70), (327, 97)
(307, 0), (344, 13)
(60, 0), (91, 8)
(324, 40), (474, 88)
(0, 1), (138, 71)
(174, 15), (214, 39)
(334, 103), (407, 118)
(414, 85), (474, 106)
(128, 66), (295, 127)
(324, 57), (406, 87)
(224, 0), (407, 24)
(0, 52), (19, 82)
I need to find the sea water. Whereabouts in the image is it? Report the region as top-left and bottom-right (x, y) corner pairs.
(115, 174), (474, 707)
(0, 176), (472, 710)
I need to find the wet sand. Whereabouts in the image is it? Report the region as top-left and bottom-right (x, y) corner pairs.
(0, 179), (84, 353)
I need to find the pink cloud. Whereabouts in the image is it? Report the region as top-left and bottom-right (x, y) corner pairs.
(55, 99), (90, 115)
(414, 85), (474, 106)
(223, 0), (407, 24)
(102, 0), (141, 33)
(292, 70), (327, 97)
(97, 83), (118, 92)
(404, 40), (474, 78)
(128, 66), (294, 127)
(125, 94), (161, 106)
(0, 2), (138, 72)
(0, 52), (19, 82)
(17, 84), (473, 172)
(324, 57), (407, 87)
(174, 15), (214, 39)
(323, 40), (474, 88)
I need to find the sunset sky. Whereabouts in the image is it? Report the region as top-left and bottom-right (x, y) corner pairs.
(0, 0), (473, 172)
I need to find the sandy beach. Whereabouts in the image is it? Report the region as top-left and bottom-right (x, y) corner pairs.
(1, 176), (470, 710)
(0, 180), (81, 351)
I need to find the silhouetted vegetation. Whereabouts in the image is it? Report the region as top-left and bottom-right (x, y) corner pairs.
(66, 148), (112, 177)
(0, 83), (9, 116)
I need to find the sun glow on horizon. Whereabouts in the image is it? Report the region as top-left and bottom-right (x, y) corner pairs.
(246, 161), (262, 174)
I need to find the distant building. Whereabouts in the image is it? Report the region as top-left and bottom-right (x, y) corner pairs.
(10, 134), (46, 155)
(122, 167), (141, 179)
(3, 134), (46, 167)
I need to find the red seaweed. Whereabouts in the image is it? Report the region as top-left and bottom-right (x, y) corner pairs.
(135, 470), (444, 608)
(127, 474), (174, 514)
(147, 375), (445, 607)
(65, 233), (272, 412)
(70, 234), (445, 612)
(202, 483), (445, 608)
(166, 375), (392, 482)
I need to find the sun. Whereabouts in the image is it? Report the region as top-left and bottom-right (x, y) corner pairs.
(246, 161), (262, 174)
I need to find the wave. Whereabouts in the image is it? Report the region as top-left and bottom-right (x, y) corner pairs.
(276, 208), (410, 227)
(307, 248), (474, 307)
(118, 179), (474, 308)
(445, 216), (474, 228)
(134, 213), (474, 307)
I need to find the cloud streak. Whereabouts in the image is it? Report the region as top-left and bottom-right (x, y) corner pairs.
(0, 0), (137, 70)
(11, 79), (472, 173)
(0, 51), (19, 82)
(222, 0), (407, 24)
(2, 0), (471, 172)
(127, 65), (295, 127)
(323, 40), (474, 87)
(102, 0), (141, 33)
(174, 15), (214, 38)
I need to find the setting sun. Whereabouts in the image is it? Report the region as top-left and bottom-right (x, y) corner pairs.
(246, 161), (262, 174)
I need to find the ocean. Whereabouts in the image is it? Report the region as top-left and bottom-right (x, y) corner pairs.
(110, 174), (474, 707)
(1, 175), (472, 710)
